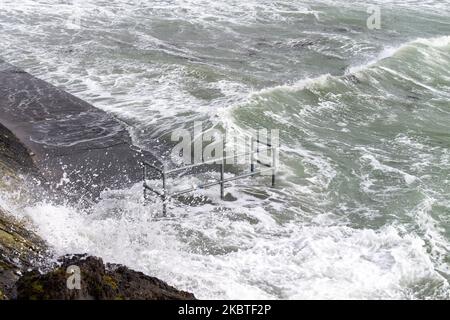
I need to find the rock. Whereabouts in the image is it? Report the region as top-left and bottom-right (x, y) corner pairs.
(344, 74), (361, 84)
(16, 254), (196, 300)
(0, 121), (194, 301)
(290, 39), (316, 49)
(0, 122), (49, 299)
(0, 207), (48, 299)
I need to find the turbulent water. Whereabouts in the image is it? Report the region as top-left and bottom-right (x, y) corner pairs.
(1, 0), (450, 299)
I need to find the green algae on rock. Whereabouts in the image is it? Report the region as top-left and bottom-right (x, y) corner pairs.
(17, 255), (196, 300)
(0, 207), (48, 299)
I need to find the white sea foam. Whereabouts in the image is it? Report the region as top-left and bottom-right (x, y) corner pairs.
(360, 153), (417, 185)
(2, 187), (448, 299)
(414, 35), (450, 47)
(347, 46), (402, 75)
(245, 34), (450, 99)
(253, 74), (332, 96)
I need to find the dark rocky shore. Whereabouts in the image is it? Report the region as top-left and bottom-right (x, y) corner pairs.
(16, 255), (195, 300)
(0, 61), (194, 300)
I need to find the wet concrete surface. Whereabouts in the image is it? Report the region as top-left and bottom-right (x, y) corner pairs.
(0, 59), (159, 202)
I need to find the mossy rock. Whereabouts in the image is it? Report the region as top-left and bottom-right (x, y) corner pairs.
(102, 275), (118, 290)
(0, 288), (6, 300)
(17, 255), (196, 300)
(0, 207), (48, 300)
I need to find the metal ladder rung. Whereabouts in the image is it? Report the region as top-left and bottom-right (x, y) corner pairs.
(256, 159), (272, 168)
(143, 183), (163, 197)
(171, 180), (222, 197)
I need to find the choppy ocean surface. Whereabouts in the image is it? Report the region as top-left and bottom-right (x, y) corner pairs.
(0, 0), (449, 299)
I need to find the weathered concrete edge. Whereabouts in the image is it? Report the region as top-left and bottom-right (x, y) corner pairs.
(0, 59), (159, 202)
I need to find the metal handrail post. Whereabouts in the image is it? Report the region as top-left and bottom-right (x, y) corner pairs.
(162, 166), (167, 216)
(220, 157), (225, 200)
(272, 146), (277, 187)
(256, 140), (260, 180)
(250, 137), (255, 173)
(143, 163), (147, 202)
